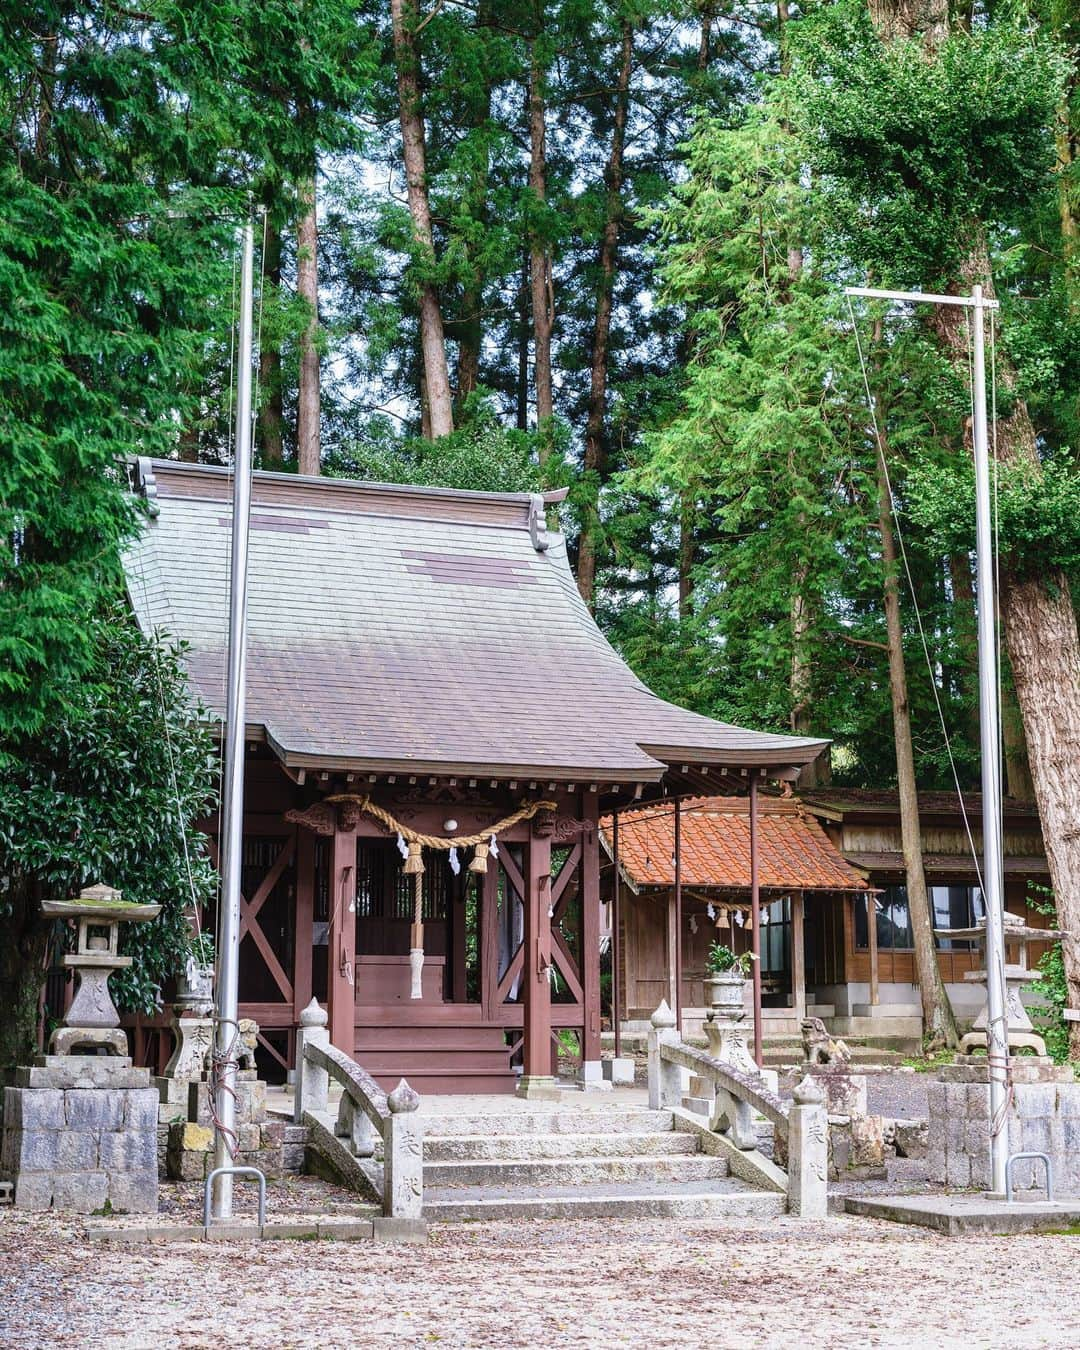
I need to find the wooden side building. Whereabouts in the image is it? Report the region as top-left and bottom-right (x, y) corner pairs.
(123, 460), (827, 1092)
(608, 790), (1052, 1048)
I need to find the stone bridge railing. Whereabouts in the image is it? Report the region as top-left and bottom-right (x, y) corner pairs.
(293, 1000), (422, 1220)
(647, 1001), (827, 1219)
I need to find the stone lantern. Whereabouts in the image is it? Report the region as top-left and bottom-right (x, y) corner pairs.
(1, 882), (162, 1212)
(43, 882), (161, 1056)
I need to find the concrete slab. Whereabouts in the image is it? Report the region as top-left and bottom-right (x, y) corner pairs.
(844, 1193), (1080, 1235)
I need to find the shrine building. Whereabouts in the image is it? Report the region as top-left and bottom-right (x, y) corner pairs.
(123, 458), (826, 1093)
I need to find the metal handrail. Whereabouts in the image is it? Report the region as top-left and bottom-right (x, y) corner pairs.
(204, 1165), (267, 1228)
(1005, 1152), (1054, 1203)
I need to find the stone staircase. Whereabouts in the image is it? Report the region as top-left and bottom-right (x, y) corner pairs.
(419, 1102), (786, 1221)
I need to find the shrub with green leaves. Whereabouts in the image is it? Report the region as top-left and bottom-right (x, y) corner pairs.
(0, 610), (218, 1070)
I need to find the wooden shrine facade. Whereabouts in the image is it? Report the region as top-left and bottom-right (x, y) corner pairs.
(123, 460), (827, 1091)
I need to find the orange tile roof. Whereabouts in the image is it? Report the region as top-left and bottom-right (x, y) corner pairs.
(602, 796), (870, 892)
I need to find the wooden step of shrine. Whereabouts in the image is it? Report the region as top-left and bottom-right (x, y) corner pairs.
(355, 1019), (517, 1095)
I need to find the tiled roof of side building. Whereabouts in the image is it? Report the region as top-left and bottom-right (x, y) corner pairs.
(123, 460), (829, 782)
(799, 788), (1042, 821)
(601, 796), (871, 891)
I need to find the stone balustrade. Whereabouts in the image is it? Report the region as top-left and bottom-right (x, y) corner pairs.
(293, 1000), (423, 1221)
(646, 1000), (828, 1219)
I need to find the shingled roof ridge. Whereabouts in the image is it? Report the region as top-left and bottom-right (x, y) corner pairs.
(130, 456), (569, 530)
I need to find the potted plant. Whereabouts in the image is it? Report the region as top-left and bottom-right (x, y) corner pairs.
(704, 942), (754, 1013)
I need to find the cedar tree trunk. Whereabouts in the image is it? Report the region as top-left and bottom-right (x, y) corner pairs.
(296, 171), (321, 475)
(0, 885), (49, 1072)
(878, 444), (959, 1048)
(528, 36), (555, 460)
(391, 0), (454, 439)
(257, 212), (285, 469)
(577, 20), (633, 607)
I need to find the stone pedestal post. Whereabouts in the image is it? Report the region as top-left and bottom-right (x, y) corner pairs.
(787, 1075), (828, 1220)
(647, 1000), (681, 1111)
(294, 998), (330, 1122)
(384, 1079), (422, 1220)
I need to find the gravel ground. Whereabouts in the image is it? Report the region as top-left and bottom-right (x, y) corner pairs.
(2, 1206), (1079, 1349)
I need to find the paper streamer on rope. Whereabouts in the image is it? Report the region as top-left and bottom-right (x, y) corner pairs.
(322, 795), (557, 1000)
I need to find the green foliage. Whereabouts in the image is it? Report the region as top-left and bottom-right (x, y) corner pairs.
(325, 396), (552, 494)
(907, 453), (1080, 579)
(706, 943), (754, 977)
(624, 101), (897, 768)
(1028, 889), (1073, 1065)
(794, 2), (1066, 284)
(0, 611), (218, 1016)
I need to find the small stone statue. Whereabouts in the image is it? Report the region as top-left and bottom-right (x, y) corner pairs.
(801, 1016), (851, 1067)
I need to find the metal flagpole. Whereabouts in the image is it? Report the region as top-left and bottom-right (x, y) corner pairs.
(970, 284), (1010, 1197)
(845, 283), (1009, 1197)
(211, 215), (256, 1221)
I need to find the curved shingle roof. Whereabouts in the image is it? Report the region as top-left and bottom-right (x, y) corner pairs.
(124, 460), (828, 784)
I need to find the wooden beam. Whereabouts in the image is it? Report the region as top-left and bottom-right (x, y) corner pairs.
(750, 775), (763, 1067)
(327, 822), (357, 1053)
(550, 841), (583, 915)
(867, 892), (880, 1007)
(674, 800), (683, 1031)
(581, 796), (602, 1063)
(293, 828), (315, 1022)
(451, 872), (467, 1003)
(792, 889), (806, 1025)
(612, 812), (622, 1057)
(667, 889), (678, 1015)
(480, 860), (500, 1020)
(521, 820), (553, 1085)
(238, 837), (295, 942)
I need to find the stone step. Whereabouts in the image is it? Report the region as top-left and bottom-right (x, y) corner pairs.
(424, 1178), (786, 1223)
(0, 1181), (12, 1205)
(423, 1131), (698, 1162)
(422, 1152), (729, 1188)
(420, 1108), (674, 1138)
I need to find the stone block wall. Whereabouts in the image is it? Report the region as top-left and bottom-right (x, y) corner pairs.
(1, 1065), (158, 1213)
(164, 1073), (282, 1182)
(928, 1062), (1080, 1192)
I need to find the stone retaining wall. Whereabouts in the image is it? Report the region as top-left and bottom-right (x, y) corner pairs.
(2, 1058), (158, 1213)
(928, 1061), (1080, 1191)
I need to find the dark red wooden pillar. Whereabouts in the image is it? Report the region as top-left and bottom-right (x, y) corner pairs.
(328, 820), (357, 1053)
(750, 774), (763, 1067)
(480, 860), (499, 1021)
(612, 811), (622, 1057)
(519, 818), (555, 1096)
(294, 828), (315, 1024)
(581, 794), (602, 1066)
(674, 798), (683, 1031)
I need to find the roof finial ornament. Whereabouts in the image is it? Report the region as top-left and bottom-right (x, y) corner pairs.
(528, 494), (550, 552)
(132, 457), (160, 517)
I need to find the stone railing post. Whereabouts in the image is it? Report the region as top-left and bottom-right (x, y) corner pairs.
(647, 1000), (682, 1111)
(294, 998), (329, 1124)
(384, 1079), (423, 1219)
(787, 1074), (828, 1219)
